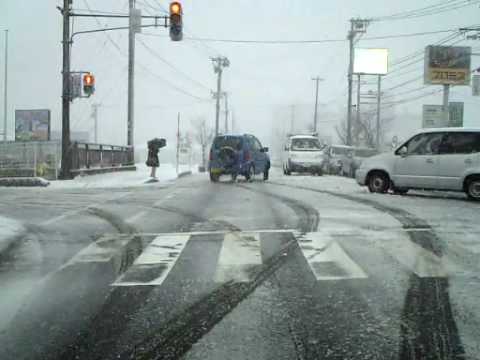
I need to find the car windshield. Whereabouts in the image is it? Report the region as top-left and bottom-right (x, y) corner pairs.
(2, 1), (480, 360)
(291, 138), (322, 151)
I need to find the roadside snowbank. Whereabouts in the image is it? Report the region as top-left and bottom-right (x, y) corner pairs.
(48, 163), (192, 189)
(0, 216), (24, 254)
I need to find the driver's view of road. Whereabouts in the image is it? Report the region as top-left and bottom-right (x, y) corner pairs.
(1, 1), (480, 359)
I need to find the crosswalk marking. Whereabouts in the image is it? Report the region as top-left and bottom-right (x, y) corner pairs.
(367, 230), (447, 278)
(215, 232), (262, 283)
(299, 232), (368, 280)
(105, 228), (447, 287)
(112, 234), (190, 286)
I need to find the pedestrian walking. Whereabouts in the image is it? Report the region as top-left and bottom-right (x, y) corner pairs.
(146, 138), (166, 179)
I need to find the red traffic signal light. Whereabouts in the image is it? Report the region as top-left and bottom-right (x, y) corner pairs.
(169, 2), (183, 41)
(83, 73), (95, 96)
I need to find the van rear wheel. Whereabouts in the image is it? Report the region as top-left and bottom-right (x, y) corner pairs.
(210, 172), (219, 182)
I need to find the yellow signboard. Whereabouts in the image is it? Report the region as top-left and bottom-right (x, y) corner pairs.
(424, 46), (471, 86)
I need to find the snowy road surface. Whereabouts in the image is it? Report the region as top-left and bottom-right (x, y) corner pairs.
(0, 168), (479, 360)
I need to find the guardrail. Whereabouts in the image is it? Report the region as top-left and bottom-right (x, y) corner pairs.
(71, 142), (134, 171)
(0, 141), (60, 179)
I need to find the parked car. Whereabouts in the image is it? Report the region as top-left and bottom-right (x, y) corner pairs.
(356, 128), (480, 200)
(208, 134), (270, 182)
(326, 145), (355, 176)
(282, 135), (327, 175)
(352, 147), (378, 177)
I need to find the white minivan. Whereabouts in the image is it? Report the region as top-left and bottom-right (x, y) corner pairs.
(356, 128), (480, 200)
(282, 135), (327, 175)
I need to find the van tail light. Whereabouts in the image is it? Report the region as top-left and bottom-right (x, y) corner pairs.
(244, 150), (251, 161)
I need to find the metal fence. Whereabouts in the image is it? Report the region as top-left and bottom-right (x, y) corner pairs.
(71, 142), (134, 170)
(0, 141), (60, 179)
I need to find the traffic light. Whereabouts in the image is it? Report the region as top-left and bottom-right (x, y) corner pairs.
(83, 73), (95, 97)
(169, 1), (183, 41)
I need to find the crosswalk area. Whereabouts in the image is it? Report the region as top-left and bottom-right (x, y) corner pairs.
(83, 227), (448, 287)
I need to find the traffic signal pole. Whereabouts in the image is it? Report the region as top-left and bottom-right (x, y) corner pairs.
(61, 0), (72, 179)
(127, 0), (136, 147)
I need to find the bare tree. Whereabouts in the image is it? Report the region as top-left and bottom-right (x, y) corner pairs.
(335, 107), (393, 148)
(190, 117), (214, 168)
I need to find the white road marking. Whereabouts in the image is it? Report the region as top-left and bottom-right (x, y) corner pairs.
(113, 233), (190, 286)
(367, 230), (447, 278)
(215, 232), (262, 283)
(299, 232), (368, 280)
(126, 211), (147, 224)
(61, 234), (133, 268)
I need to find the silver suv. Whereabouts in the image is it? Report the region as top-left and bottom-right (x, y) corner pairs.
(356, 128), (480, 200)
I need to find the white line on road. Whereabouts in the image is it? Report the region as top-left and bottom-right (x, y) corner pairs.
(367, 230), (447, 278)
(299, 232), (368, 281)
(112, 233), (190, 286)
(215, 232), (262, 283)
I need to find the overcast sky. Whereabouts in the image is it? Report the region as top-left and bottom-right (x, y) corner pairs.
(1, 0), (479, 149)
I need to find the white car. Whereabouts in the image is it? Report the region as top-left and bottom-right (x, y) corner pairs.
(356, 128), (480, 200)
(282, 135), (327, 175)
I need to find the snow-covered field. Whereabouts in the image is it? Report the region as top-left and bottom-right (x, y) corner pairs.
(48, 163), (192, 189)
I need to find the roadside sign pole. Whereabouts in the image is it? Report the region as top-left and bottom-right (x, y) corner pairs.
(443, 84), (450, 125)
(376, 75), (382, 150)
(356, 74), (361, 146)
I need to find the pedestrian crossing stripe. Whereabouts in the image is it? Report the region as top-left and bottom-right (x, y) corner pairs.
(98, 230), (447, 287)
(112, 234), (190, 286)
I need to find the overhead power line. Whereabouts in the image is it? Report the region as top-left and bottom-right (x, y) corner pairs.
(371, 0), (480, 21)
(137, 37), (211, 91)
(142, 28), (458, 44)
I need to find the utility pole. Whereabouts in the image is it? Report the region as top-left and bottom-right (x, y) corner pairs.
(443, 84), (450, 126)
(312, 76), (323, 133)
(231, 109), (236, 133)
(127, 0), (136, 147)
(91, 103), (101, 143)
(224, 92), (229, 133)
(376, 75), (382, 150)
(356, 74), (361, 146)
(60, 0), (72, 179)
(211, 56), (229, 135)
(3, 30), (8, 142)
(347, 18), (369, 146)
(290, 105), (295, 133)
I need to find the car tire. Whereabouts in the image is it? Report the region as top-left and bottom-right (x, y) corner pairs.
(466, 176), (480, 201)
(367, 171), (389, 194)
(209, 172), (219, 183)
(285, 168), (291, 176)
(231, 173), (238, 182)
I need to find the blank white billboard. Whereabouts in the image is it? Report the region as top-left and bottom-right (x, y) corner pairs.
(354, 48), (389, 75)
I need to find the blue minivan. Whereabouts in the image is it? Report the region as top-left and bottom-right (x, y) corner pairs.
(208, 134), (270, 182)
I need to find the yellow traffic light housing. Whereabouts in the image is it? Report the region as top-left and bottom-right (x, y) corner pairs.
(83, 73), (95, 96)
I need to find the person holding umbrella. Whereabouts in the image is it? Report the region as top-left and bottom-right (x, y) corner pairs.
(146, 138), (166, 179)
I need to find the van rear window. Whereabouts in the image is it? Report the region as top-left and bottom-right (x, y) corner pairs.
(213, 136), (243, 150)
